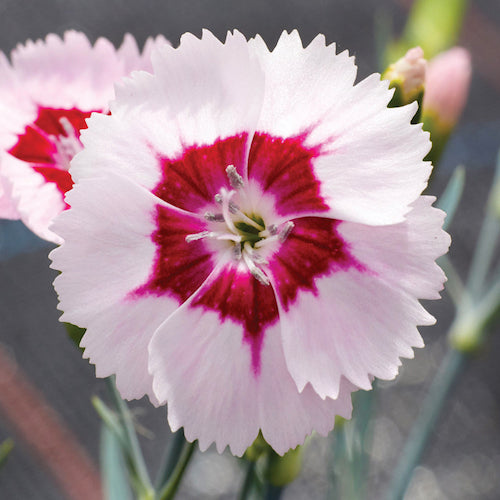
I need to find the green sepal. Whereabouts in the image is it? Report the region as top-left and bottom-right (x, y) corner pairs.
(263, 446), (303, 487)
(386, 80), (424, 123)
(64, 322), (86, 351)
(422, 111), (452, 168)
(244, 431), (269, 462)
(243, 433), (303, 489)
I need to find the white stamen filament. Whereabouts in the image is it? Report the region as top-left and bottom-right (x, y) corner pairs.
(218, 188), (239, 235)
(186, 231), (241, 243)
(242, 242), (270, 285)
(185, 231), (211, 242)
(59, 117), (76, 138)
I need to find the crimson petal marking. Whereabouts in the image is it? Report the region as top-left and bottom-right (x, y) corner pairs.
(153, 134), (249, 212)
(34, 107), (93, 137)
(8, 107), (96, 199)
(190, 264), (279, 375)
(248, 133), (329, 216)
(8, 125), (56, 164)
(32, 166), (74, 196)
(268, 217), (365, 310)
(134, 204), (215, 303)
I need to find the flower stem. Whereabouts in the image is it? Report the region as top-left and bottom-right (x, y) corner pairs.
(466, 211), (500, 298)
(386, 348), (466, 500)
(106, 378), (154, 499)
(438, 254), (465, 307)
(239, 460), (257, 500)
(330, 388), (375, 500)
(466, 152), (500, 298)
(264, 484), (284, 500)
(155, 430), (187, 490)
(157, 440), (196, 500)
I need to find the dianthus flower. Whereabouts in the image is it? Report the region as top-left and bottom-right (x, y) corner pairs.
(50, 30), (450, 455)
(0, 31), (167, 242)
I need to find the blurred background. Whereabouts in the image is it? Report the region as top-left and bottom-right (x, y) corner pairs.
(0, 0), (499, 499)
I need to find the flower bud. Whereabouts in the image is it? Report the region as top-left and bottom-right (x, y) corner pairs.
(422, 47), (471, 166)
(264, 445), (303, 487)
(423, 47), (471, 131)
(383, 47), (427, 105)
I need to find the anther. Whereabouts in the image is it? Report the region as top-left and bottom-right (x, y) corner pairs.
(233, 243), (242, 260)
(204, 212), (225, 222)
(268, 224), (279, 236)
(279, 221), (295, 242)
(226, 165), (244, 189)
(228, 201), (239, 214)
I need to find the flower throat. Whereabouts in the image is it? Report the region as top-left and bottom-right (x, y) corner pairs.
(185, 165), (294, 285)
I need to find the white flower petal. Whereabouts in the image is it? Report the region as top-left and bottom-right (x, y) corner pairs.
(250, 31), (431, 225)
(73, 31), (265, 193)
(117, 33), (170, 75)
(0, 174), (20, 219)
(339, 196), (451, 299)
(149, 271), (354, 455)
(81, 296), (173, 405)
(271, 198), (448, 399)
(50, 173), (160, 323)
(275, 268), (434, 399)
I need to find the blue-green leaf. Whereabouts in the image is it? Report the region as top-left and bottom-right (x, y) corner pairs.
(100, 425), (133, 500)
(437, 165), (466, 230)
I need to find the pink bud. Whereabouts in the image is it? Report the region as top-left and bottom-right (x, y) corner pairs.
(423, 47), (472, 128)
(394, 46), (427, 96)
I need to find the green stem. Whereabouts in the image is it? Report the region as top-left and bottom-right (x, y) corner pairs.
(386, 348), (466, 500)
(330, 388), (376, 500)
(106, 378), (154, 499)
(466, 211), (500, 298)
(239, 460), (257, 500)
(158, 441), (196, 500)
(438, 254), (465, 307)
(466, 153), (500, 298)
(155, 430), (187, 490)
(100, 424), (133, 500)
(264, 484), (284, 500)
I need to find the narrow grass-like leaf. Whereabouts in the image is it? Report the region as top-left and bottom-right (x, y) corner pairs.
(101, 425), (133, 500)
(437, 165), (465, 230)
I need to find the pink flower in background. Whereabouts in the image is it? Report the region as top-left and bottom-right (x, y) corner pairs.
(0, 31), (167, 243)
(423, 47), (472, 129)
(50, 30), (450, 455)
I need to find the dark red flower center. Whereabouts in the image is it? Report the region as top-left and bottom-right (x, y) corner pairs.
(135, 132), (364, 374)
